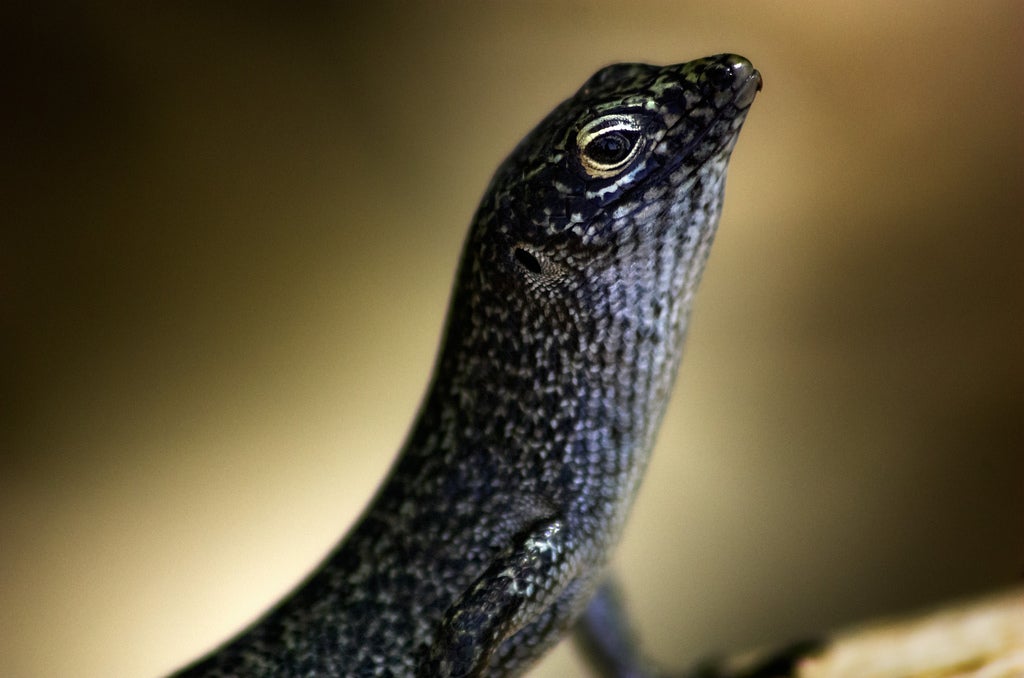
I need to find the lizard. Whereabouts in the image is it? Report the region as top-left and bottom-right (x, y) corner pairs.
(171, 53), (764, 678)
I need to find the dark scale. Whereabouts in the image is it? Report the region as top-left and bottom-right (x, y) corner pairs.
(171, 54), (789, 678)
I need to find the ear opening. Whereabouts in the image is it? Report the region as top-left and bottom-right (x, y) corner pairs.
(513, 247), (543, 274)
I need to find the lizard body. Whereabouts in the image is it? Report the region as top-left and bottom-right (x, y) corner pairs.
(172, 53), (761, 678)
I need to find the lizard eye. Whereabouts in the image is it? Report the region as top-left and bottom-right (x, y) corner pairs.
(577, 115), (644, 178)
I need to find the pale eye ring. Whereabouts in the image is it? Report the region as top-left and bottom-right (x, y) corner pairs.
(577, 115), (644, 178)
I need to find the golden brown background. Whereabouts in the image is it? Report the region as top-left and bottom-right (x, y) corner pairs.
(3, 3), (1022, 676)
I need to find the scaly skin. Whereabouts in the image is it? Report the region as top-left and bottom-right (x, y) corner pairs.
(172, 53), (761, 678)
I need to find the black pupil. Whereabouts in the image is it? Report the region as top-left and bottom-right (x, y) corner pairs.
(586, 131), (635, 165)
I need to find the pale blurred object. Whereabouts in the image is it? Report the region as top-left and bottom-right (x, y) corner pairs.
(798, 587), (1024, 678)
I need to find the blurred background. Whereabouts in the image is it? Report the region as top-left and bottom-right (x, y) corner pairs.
(3, 2), (1022, 676)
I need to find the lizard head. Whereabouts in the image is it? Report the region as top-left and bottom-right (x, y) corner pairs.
(475, 54), (760, 304)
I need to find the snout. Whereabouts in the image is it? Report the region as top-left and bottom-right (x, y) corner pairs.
(699, 54), (762, 109)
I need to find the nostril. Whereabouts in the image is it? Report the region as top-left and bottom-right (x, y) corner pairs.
(705, 63), (734, 90)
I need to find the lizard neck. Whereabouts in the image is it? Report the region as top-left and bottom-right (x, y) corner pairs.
(396, 164), (726, 543)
